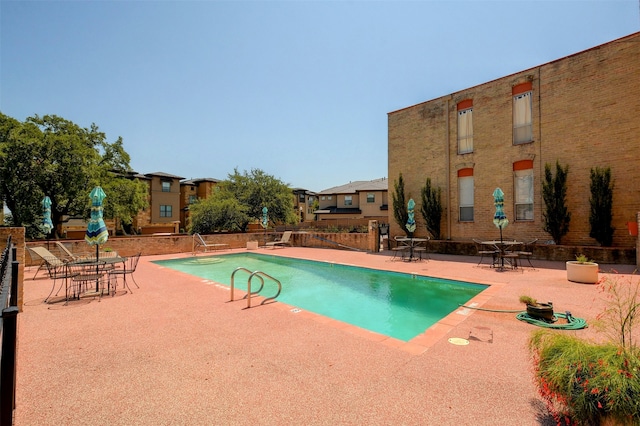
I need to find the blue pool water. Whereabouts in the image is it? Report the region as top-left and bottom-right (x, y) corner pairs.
(154, 253), (487, 341)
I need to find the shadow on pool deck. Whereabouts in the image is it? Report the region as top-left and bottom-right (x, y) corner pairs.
(15, 247), (638, 425)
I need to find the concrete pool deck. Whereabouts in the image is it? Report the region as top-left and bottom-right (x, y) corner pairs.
(15, 247), (638, 425)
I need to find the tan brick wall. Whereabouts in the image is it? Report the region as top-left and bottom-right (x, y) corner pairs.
(389, 32), (640, 247)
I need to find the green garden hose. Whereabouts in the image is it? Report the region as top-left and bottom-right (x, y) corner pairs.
(459, 304), (588, 330)
(515, 311), (588, 330)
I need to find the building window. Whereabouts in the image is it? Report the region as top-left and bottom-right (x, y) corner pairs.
(513, 83), (533, 144)
(457, 100), (473, 154)
(367, 193), (375, 203)
(514, 160), (534, 220)
(458, 168), (474, 222)
(298, 194), (305, 202)
(160, 205), (172, 217)
(189, 195), (197, 204)
(344, 196), (352, 206)
(327, 196), (332, 200)
(162, 181), (171, 192)
(321, 196), (325, 200)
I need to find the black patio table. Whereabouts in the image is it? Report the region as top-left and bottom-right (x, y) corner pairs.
(482, 240), (522, 270)
(69, 256), (126, 294)
(395, 237), (429, 262)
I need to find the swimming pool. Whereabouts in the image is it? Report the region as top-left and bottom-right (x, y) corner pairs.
(154, 253), (487, 341)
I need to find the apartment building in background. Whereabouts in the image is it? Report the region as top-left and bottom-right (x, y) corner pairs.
(315, 178), (389, 223)
(292, 188), (317, 222)
(180, 178), (221, 230)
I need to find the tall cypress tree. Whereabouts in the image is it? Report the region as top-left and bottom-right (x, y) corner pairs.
(542, 161), (571, 244)
(589, 167), (614, 246)
(392, 173), (409, 235)
(420, 177), (442, 239)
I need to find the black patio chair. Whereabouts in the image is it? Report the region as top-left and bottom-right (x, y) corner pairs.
(516, 239), (538, 269)
(108, 252), (141, 294)
(472, 239), (498, 267)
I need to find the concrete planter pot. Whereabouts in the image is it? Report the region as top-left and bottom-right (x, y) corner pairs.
(526, 303), (555, 321)
(566, 261), (599, 284)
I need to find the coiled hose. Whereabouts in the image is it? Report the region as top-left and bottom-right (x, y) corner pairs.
(515, 311), (588, 330)
(459, 305), (588, 330)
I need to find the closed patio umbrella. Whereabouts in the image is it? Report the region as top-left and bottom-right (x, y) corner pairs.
(406, 198), (416, 237)
(42, 196), (53, 235)
(262, 206), (268, 245)
(492, 187), (509, 242)
(85, 186), (109, 292)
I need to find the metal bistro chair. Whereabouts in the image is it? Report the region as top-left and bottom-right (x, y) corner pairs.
(108, 253), (141, 294)
(472, 239), (498, 267)
(42, 256), (75, 303)
(516, 238), (538, 269)
(500, 241), (521, 270)
(69, 260), (109, 300)
(391, 236), (411, 261)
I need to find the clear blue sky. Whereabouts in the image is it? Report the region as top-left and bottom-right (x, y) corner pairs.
(1, 1), (638, 192)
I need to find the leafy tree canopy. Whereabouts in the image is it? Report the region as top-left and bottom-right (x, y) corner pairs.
(189, 168), (297, 233)
(0, 113), (147, 238)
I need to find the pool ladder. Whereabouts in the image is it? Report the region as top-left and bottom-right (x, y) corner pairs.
(230, 267), (282, 308)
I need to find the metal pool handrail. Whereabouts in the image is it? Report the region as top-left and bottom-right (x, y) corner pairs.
(246, 271), (281, 308)
(230, 267), (264, 302)
(230, 267), (282, 308)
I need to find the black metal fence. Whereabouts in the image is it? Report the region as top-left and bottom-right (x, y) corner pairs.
(0, 236), (18, 426)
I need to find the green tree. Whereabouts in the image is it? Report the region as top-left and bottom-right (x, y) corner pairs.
(188, 189), (249, 234)
(542, 161), (571, 245)
(101, 175), (149, 233)
(589, 167), (614, 246)
(420, 178), (443, 239)
(189, 168), (297, 233)
(0, 113), (146, 238)
(392, 173), (409, 235)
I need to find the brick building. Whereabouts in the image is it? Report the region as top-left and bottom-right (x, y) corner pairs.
(388, 32), (640, 246)
(132, 172), (183, 234)
(292, 188), (317, 222)
(180, 178), (220, 230)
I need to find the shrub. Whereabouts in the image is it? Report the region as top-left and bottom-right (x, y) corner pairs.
(392, 173), (409, 236)
(589, 167), (614, 247)
(420, 177), (442, 239)
(542, 161), (571, 245)
(529, 275), (640, 425)
(529, 333), (640, 425)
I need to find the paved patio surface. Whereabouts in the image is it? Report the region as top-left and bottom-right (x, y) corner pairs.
(15, 247), (638, 425)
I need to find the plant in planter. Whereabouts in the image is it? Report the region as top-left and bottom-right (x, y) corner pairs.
(528, 275), (640, 426)
(519, 295), (555, 322)
(566, 254), (599, 284)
